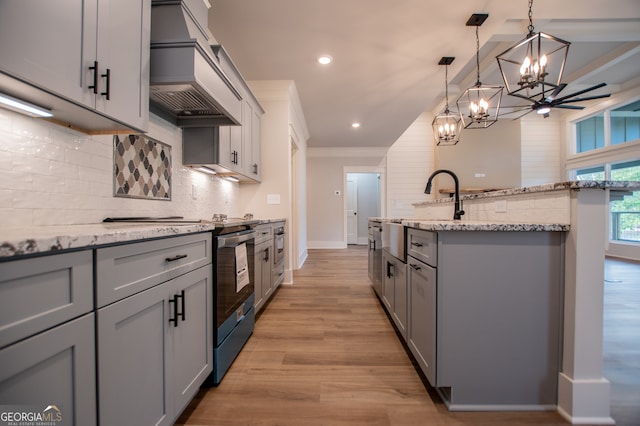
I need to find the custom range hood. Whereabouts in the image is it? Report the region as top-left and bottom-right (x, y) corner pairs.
(149, 0), (241, 127)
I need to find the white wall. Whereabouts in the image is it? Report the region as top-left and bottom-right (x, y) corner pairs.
(435, 117), (522, 195)
(242, 80), (310, 275)
(0, 109), (241, 228)
(307, 148), (386, 248)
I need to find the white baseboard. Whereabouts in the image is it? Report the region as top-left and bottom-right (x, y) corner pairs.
(307, 241), (347, 249)
(297, 249), (308, 269)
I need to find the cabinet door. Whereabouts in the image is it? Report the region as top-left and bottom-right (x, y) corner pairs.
(0, 314), (96, 426)
(96, 0), (150, 131)
(382, 251), (394, 311)
(172, 266), (213, 412)
(254, 241), (272, 312)
(250, 106), (262, 181)
(243, 99), (262, 181)
(0, 0), (97, 107)
(98, 282), (173, 426)
(392, 262), (408, 340)
(217, 125), (243, 172)
(262, 245), (273, 300)
(408, 256), (437, 386)
(254, 242), (265, 312)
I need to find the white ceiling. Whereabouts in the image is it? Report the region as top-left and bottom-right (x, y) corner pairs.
(208, 0), (640, 148)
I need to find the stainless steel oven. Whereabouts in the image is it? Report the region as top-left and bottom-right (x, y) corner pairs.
(273, 224), (285, 265)
(208, 225), (256, 385)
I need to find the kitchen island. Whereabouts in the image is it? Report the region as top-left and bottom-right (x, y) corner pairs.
(371, 218), (568, 411)
(380, 180), (640, 424)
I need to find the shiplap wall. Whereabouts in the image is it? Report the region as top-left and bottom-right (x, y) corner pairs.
(520, 116), (563, 186)
(385, 112), (434, 218)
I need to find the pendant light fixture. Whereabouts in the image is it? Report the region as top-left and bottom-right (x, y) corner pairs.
(456, 14), (503, 129)
(432, 57), (462, 146)
(495, 0), (570, 103)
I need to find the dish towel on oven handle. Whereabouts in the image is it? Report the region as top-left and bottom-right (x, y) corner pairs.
(235, 243), (250, 292)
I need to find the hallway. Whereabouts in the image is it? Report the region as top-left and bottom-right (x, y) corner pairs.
(177, 247), (569, 425)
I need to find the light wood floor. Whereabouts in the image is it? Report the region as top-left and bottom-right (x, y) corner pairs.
(176, 246), (574, 425)
(604, 257), (640, 426)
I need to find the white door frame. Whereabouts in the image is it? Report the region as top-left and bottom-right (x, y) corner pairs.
(343, 166), (385, 247)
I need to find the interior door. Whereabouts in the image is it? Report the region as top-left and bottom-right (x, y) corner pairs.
(347, 177), (358, 244)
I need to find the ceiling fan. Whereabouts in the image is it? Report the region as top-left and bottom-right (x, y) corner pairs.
(502, 82), (611, 119)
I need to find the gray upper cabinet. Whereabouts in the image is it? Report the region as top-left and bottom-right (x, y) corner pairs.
(0, 0), (150, 133)
(243, 96), (263, 181)
(181, 45), (264, 182)
(218, 125), (244, 174)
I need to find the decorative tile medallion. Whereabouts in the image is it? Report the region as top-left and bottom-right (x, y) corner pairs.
(113, 135), (171, 200)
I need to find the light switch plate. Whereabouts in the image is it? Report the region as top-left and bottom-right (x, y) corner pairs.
(494, 200), (507, 213)
(267, 194), (281, 204)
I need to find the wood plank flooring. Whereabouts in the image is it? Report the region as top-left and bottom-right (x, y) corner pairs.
(176, 246), (571, 425)
(604, 257), (640, 426)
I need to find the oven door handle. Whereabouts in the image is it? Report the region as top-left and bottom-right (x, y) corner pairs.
(217, 231), (256, 248)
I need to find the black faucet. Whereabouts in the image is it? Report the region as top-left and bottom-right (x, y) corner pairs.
(424, 169), (465, 220)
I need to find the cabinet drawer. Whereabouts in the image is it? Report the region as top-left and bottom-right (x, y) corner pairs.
(273, 260), (285, 288)
(407, 228), (437, 267)
(254, 224), (273, 244)
(96, 233), (212, 307)
(0, 250), (93, 349)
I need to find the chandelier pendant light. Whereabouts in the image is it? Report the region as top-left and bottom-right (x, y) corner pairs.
(456, 14), (503, 129)
(432, 57), (462, 146)
(496, 0), (570, 102)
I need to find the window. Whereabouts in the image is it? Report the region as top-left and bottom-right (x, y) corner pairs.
(576, 166), (605, 181)
(569, 96), (640, 245)
(611, 101), (640, 146)
(576, 114), (605, 153)
(610, 160), (640, 243)
(575, 99), (640, 153)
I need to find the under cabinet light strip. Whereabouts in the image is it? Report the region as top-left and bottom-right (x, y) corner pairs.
(0, 93), (53, 118)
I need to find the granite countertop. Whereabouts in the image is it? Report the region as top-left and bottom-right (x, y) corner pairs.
(0, 218), (287, 259)
(369, 218), (569, 232)
(413, 180), (640, 207)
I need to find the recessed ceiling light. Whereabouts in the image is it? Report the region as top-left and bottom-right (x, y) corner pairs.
(351, 122), (361, 128)
(318, 55), (333, 65)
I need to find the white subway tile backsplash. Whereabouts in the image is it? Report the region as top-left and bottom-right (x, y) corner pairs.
(0, 109), (241, 227)
(13, 191), (51, 209)
(1, 170), (33, 191)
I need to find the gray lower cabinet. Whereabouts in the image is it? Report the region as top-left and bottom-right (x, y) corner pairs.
(0, 313), (96, 426)
(0, 250), (95, 426)
(98, 264), (212, 426)
(97, 233), (213, 425)
(254, 224), (273, 313)
(382, 250), (408, 340)
(405, 228), (564, 408)
(407, 254), (437, 386)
